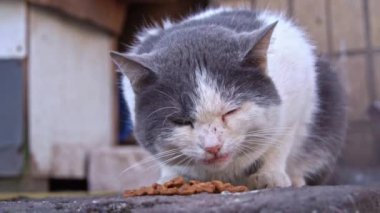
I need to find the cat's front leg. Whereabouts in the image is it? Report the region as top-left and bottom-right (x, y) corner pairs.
(247, 130), (296, 189)
(248, 169), (291, 189)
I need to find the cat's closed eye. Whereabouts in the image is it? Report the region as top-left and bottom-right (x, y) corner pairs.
(171, 118), (194, 128)
(222, 108), (240, 122)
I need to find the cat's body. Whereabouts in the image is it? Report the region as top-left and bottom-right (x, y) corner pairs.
(112, 8), (346, 188)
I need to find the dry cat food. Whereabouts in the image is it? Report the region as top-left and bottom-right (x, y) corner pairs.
(124, 176), (248, 197)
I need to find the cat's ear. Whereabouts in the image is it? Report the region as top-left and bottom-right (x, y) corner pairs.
(110, 51), (157, 93)
(239, 21), (278, 72)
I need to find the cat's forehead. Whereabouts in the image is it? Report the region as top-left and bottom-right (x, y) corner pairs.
(157, 26), (240, 61)
(192, 70), (236, 121)
(154, 67), (236, 119)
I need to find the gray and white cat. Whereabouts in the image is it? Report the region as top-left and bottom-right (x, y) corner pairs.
(111, 8), (346, 189)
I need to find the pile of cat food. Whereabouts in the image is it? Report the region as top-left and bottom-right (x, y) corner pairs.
(124, 176), (248, 197)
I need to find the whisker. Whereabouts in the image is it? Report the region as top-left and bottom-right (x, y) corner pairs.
(145, 106), (179, 120)
(247, 126), (293, 133)
(129, 152), (185, 173)
(151, 153), (186, 168)
(161, 111), (178, 127)
(119, 149), (180, 175)
(155, 89), (177, 103)
(183, 157), (194, 167)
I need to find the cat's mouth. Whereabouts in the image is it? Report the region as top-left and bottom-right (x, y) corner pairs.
(202, 153), (230, 165)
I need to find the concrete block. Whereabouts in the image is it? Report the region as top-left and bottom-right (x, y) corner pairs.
(88, 146), (160, 192)
(49, 143), (89, 179)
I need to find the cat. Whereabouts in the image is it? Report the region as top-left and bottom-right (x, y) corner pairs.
(111, 7), (347, 189)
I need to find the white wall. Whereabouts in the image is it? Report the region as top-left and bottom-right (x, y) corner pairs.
(0, 0), (26, 59)
(28, 6), (117, 178)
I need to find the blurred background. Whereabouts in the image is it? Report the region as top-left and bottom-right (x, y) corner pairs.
(0, 0), (379, 196)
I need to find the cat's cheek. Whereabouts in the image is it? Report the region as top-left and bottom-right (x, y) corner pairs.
(226, 102), (261, 131)
(170, 126), (204, 155)
(225, 118), (238, 131)
(169, 127), (193, 144)
(226, 116), (251, 134)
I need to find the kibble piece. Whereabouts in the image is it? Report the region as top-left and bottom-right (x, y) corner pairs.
(220, 183), (233, 192)
(159, 187), (178, 195)
(234, 185), (249, 192)
(151, 183), (161, 189)
(124, 190), (136, 198)
(178, 184), (196, 195)
(154, 184), (166, 191)
(156, 185), (167, 193)
(194, 182), (216, 193)
(211, 180), (225, 192)
(225, 185), (249, 193)
(212, 181), (233, 192)
(134, 188), (147, 196)
(189, 180), (201, 185)
(145, 186), (156, 195)
(138, 186), (155, 195)
(223, 183), (233, 188)
(164, 176), (185, 188)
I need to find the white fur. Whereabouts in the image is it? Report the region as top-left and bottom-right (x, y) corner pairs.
(136, 27), (161, 43)
(162, 19), (174, 29)
(193, 70), (227, 119)
(122, 76), (136, 124)
(251, 12), (318, 187)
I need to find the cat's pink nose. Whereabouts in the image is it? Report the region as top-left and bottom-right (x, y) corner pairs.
(205, 144), (222, 154)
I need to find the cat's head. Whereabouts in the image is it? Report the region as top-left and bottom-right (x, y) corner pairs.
(111, 22), (280, 171)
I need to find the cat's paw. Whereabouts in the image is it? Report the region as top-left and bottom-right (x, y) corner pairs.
(290, 175), (306, 187)
(248, 171), (291, 189)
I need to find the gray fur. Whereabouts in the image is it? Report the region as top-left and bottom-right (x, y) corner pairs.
(302, 58), (347, 184)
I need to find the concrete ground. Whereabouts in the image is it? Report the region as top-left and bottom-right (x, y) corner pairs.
(1, 185), (380, 212)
